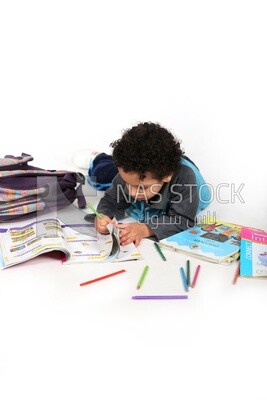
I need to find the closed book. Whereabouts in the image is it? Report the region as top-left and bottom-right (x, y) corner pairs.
(240, 227), (267, 277)
(159, 220), (242, 264)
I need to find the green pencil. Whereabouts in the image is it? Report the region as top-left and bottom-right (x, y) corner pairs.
(154, 242), (167, 261)
(86, 202), (103, 219)
(137, 265), (149, 289)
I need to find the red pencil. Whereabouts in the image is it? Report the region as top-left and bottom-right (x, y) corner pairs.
(232, 263), (240, 285)
(80, 269), (126, 286)
(191, 265), (201, 288)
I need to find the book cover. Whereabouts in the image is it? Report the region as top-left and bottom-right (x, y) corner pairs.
(159, 220), (242, 264)
(240, 227), (267, 277)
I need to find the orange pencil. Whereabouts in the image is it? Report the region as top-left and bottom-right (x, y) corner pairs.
(80, 269), (126, 286)
(191, 265), (201, 288)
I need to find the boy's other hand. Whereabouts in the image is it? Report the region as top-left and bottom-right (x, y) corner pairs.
(115, 222), (153, 246)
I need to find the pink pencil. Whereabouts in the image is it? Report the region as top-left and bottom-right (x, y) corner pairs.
(232, 263), (240, 285)
(191, 265), (201, 288)
(80, 269), (126, 286)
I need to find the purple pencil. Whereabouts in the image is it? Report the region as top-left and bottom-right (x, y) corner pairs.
(132, 295), (188, 300)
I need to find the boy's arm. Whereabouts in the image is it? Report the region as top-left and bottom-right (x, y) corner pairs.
(96, 174), (130, 220)
(146, 168), (199, 240)
(147, 206), (197, 241)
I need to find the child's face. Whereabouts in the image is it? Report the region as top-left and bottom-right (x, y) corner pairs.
(118, 168), (172, 201)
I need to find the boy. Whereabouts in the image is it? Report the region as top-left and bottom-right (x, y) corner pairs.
(73, 122), (211, 246)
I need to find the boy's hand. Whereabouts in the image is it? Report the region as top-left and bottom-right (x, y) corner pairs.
(115, 222), (153, 246)
(95, 214), (113, 234)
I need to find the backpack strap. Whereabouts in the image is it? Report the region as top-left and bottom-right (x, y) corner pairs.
(59, 172), (86, 209)
(75, 172), (87, 208)
(0, 153), (34, 169)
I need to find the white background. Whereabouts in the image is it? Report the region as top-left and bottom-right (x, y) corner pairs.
(0, 1), (267, 400)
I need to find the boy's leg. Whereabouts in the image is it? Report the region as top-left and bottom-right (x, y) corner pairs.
(88, 153), (118, 191)
(72, 149), (100, 170)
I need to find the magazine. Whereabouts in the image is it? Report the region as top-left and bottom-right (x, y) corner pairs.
(159, 220), (242, 264)
(0, 217), (142, 269)
(240, 226), (267, 277)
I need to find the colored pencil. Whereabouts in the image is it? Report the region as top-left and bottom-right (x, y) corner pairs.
(180, 266), (189, 292)
(191, 264), (201, 288)
(186, 259), (191, 286)
(232, 263), (240, 285)
(80, 269), (126, 286)
(136, 265), (149, 289)
(132, 295), (188, 300)
(86, 202), (103, 219)
(154, 242), (166, 261)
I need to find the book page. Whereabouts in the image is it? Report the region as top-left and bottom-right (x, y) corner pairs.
(63, 220), (142, 263)
(110, 223), (142, 262)
(0, 218), (69, 269)
(62, 223), (115, 263)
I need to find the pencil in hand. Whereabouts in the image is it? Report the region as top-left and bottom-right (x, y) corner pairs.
(86, 202), (103, 219)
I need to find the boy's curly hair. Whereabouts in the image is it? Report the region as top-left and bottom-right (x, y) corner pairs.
(110, 122), (183, 181)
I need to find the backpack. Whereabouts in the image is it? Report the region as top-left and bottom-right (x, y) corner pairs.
(0, 153), (86, 222)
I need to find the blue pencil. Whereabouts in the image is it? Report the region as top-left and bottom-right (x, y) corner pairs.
(180, 266), (189, 292)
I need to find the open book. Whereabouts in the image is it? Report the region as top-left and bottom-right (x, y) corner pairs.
(0, 217), (142, 269)
(159, 219), (242, 264)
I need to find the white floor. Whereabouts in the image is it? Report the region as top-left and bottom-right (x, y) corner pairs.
(0, 228), (266, 400)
